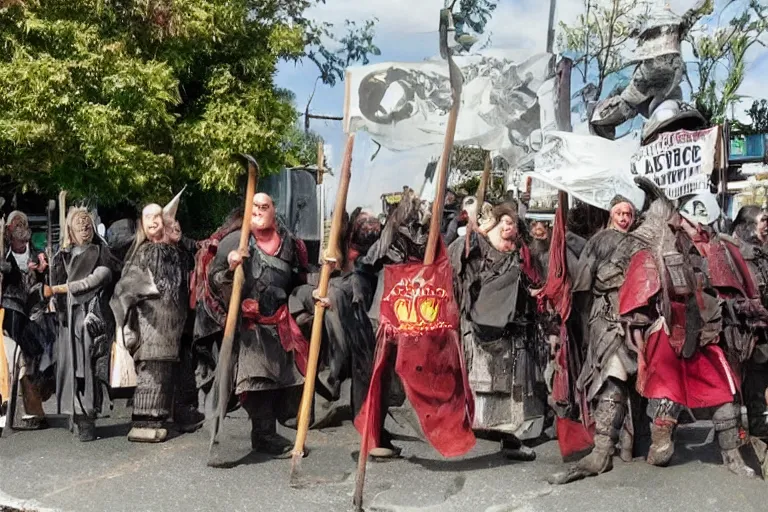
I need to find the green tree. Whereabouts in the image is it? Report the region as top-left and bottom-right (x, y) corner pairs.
(688, 0), (768, 124)
(746, 99), (768, 134)
(0, 1), (377, 205)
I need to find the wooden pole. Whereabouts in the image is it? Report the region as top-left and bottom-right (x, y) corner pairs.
(476, 151), (492, 205)
(546, 0), (557, 54)
(290, 134), (355, 481)
(0, 214), (7, 409)
(208, 157), (258, 454)
(423, 72), (462, 265)
(354, 11), (463, 509)
(58, 191), (67, 244)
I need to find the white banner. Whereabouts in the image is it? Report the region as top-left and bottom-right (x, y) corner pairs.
(629, 127), (719, 200)
(524, 131), (645, 211)
(345, 52), (555, 162)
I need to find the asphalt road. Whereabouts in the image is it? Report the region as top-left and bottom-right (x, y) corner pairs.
(1, 401), (768, 512)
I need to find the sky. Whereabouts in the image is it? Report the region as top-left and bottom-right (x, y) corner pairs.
(274, 0), (768, 214)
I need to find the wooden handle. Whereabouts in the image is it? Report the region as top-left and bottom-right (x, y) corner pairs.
(476, 151), (491, 205)
(291, 134), (354, 463)
(424, 86), (460, 265)
(0, 309), (9, 404)
(210, 159), (258, 449)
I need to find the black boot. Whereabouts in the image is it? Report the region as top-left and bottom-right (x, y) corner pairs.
(174, 405), (205, 434)
(549, 379), (625, 485)
(242, 392), (299, 459)
(74, 415), (96, 442)
(714, 403), (756, 478)
(500, 434), (536, 461)
(251, 418), (294, 459)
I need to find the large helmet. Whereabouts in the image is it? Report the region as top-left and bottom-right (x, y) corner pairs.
(679, 192), (721, 227)
(641, 99), (707, 145)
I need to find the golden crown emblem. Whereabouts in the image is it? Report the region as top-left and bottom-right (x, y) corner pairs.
(383, 276), (448, 331)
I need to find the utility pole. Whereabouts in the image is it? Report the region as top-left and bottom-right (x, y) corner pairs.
(547, 0), (557, 53)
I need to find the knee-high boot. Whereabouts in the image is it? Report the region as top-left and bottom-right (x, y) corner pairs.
(714, 402), (756, 478)
(549, 379), (626, 484)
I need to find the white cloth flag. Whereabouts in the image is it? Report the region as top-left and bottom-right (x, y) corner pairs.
(345, 51), (556, 163)
(525, 131), (646, 211)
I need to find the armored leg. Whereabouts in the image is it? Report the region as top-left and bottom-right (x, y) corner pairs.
(646, 398), (682, 467)
(713, 402), (756, 478)
(549, 378), (626, 485)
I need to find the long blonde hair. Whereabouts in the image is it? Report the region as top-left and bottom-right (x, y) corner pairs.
(61, 206), (96, 249)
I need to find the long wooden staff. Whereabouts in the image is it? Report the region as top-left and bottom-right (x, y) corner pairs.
(476, 151), (491, 205)
(290, 134), (355, 482)
(353, 9), (463, 510)
(208, 155), (258, 454)
(0, 209), (8, 409)
(465, 151), (491, 256)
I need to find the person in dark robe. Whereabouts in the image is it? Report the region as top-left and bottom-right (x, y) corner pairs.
(353, 192), (432, 458)
(1, 210), (52, 430)
(207, 192), (309, 460)
(732, 206), (768, 439)
(449, 204), (543, 460)
(105, 218), (137, 265)
(288, 208), (382, 428)
(440, 189), (460, 234)
(166, 219), (205, 432)
(48, 207), (118, 441)
(551, 195), (637, 484)
(110, 195), (187, 443)
(529, 220), (551, 275)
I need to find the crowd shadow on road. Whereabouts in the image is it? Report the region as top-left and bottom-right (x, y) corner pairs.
(405, 451), (518, 473)
(96, 422), (132, 440)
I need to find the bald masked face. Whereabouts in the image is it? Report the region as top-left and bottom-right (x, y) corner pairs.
(8, 215), (31, 246)
(610, 202), (634, 233)
(251, 193), (276, 231)
(142, 204), (165, 242)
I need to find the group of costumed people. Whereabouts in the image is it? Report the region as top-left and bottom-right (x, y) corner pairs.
(3, 176), (768, 486)
(0, 194), (203, 443)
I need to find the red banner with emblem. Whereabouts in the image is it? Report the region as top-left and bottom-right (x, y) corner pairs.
(355, 244), (476, 458)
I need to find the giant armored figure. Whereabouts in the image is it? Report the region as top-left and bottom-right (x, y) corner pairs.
(590, 1), (709, 139)
(616, 191), (763, 477)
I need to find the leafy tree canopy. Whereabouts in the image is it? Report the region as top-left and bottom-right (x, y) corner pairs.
(0, 0), (378, 205)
